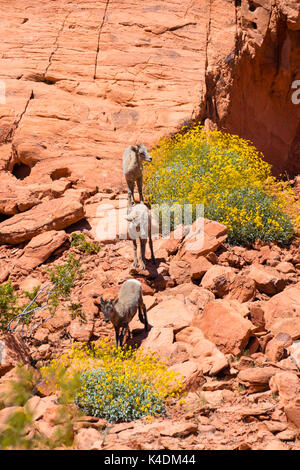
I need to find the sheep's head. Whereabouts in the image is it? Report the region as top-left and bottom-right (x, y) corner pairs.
(137, 142), (152, 162)
(100, 297), (115, 323)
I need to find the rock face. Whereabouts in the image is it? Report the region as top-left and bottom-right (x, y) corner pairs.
(0, 0), (299, 233)
(205, 0), (300, 176)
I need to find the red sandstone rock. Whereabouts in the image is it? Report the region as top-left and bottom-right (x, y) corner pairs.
(169, 259), (191, 285)
(74, 427), (102, 450)
(246, 265), (289, 295)
(68, 319), (94, 342)
(0, 332), (31, 377)
(0, 406), (23, 432)
(238, 366), (279, 393)
(265, 333), (293, 362)
(175, 326), (228, 375)
(288, 340), (300, 369)
(159, 422), (198, 438)
(147, 299), (194, 332)
(0, 197), (84, 245)
(178, 219), (227, 261)
(193, 299), (255, 355)
(262, 284), (300, 340)
(0, 263), (9, 283)
(159, 283), (214, 307)
(27, 395), (58, 421)
(277, 262), (296, 274)
(141, 327), (174, 360)
(269, 371), (300, 428)
(200, 265), (236, 296)
(248, 303), (266, 331)
(169, 361), (205, 392)
(225, 273), (256, 303)
(15, 230), (68, 270)
(190, 256), (214, 281)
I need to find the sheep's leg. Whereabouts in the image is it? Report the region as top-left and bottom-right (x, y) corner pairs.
(148, 236), (156, 265)
(137, 175), (144, 203)
(132, 239), (138, 267)
(140, 238), (146, 270)
(119, 326), (127, 347)
(138, 304), (148, 332)
(114, 325), (120, 348)
(142, 302), (149, 332)
(127, 180), (135, 205)
(138, 305), (144, 324)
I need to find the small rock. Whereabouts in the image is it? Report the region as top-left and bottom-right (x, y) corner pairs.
(68, 320), (94, 342)
(74, 427), (102, 450)
(265, 332), (293, 362)
(169, 361), (205, 392)
(238, 366), (279, 392)
(276, 429), (297, 441)
(159, 422), (198, 438)
(0, 332), (31, 377)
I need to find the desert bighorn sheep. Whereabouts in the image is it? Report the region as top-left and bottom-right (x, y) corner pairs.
(100, 279), (149, 347)
(125, 203), (156, 270)
(122, 143), (152, 205)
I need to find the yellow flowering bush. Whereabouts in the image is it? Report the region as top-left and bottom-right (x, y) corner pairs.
(144, 126), (296, 245)
(40, 340), (183, 422)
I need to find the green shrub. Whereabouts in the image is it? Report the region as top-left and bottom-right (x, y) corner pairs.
(0, 254), (84, 332)
(0, 365), (80, 450)
(71, 233), (100, 254)
(144, 126), (295, 246)
(41, 341), (183, 423)
(0, 282), (41, 331)
(0, 281), (18, 330)
(46, 253), (84, 318)
(75, 368), (166, 423)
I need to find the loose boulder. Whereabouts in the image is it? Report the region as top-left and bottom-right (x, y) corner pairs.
(193, 299), (255, 355)
(176, 326), (228, 375)
(246, 264), (289, 295)
(147, 299), (194, 333)
(269, 371), (300, 428)
(15, 230), (68, 270)
(0, 332), (31, 376)
(262, 283), (300, 340)
(0, 196), (84, 244)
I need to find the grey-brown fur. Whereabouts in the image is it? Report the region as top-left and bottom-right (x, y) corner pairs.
(126, 203), (156, 270)
(100, 279), (149, 347)
(122, 143), (152, 205)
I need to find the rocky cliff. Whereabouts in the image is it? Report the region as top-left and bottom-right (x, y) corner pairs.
(0, 1), (299, 234)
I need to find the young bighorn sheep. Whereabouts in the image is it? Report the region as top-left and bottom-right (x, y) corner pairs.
(125, 203), (156, 270)
(122, 143), (152, 205)
(100, 279), (149, 347)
